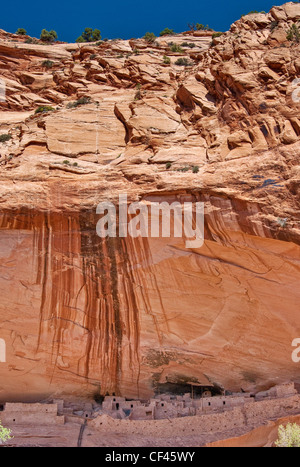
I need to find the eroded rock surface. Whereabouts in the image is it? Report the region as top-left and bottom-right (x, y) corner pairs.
(0, 3), (300, 401)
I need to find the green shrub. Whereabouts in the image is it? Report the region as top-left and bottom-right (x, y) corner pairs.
(275, 423), (300, 447)
(76, 36), (85, 43)
(175, 57), (192, 66)
(76, 28), (101, 43)
(89, 54), (97, 60)
(197, 24), (211, 31)
(287, 24), (300, 42)
(67, 97), (91, 109)
(177, 166), (190, 172)
(143, 32), (156, 43)
(166, 162), (172, 169)
(163, 55), (171, 64)
(192, 165), (199, 173)
(159, 28), (174, 36)
(40, 29), (58, 42)
(25, 37), (39, 44)
(212, 32), (223, 39)
(35, 106), (55, 114)
(170, 44), (183, 53)
(63, 160), (70, 164)
(42, 60), (54, 68)
(16, 28), (27, 35)
(181, 42), (196, 48)
(0, 134), (12, 143)
(188, 23), (212, 32)
(241, 10), (266, 17)
(0, 421), (12, 444)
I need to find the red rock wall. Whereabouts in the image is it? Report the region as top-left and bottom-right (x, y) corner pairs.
(0, 194), (299, 401)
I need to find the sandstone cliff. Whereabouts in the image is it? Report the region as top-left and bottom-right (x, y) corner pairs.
(0, 2), (299, 401)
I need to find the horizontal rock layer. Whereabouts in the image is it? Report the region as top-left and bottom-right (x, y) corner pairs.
(0, 2), (299, 401)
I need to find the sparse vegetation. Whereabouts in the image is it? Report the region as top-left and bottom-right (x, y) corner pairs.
(76, 28), (101, 43)
(275, 423), (300, 447)
(241, 10), (266, 17)
(181, 42), (196, 48)
(287, 24), (300, 43)
(42, 60), (54, 68)
(40, 29), (58, 43)
(35, 106), (55, 114)
(166, 162), (172, 169)
(0, 421), (12, 444)
(170, 44), (184, 53)
(188, 23), (212, 32)
(159, 28), (174, 36)
(134, 84), (142, 101)
(16, 28), (27, 36)
(212, 32), (223, 39)
(89, 54), (97, 60)
(143, 32), (156, 43)
(163, 55), (171, 65)
(67, 97), (91, 109)
(25, 37), (39, 44)
(175, 57), (193, 66)
(177, 166), (190, 172)
(63, 160), (70, 165)
(0, 134), (12, 143)
(192, 165), (199, 173)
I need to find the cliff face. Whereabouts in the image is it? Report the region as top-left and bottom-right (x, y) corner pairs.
(0, 3), (300, 401)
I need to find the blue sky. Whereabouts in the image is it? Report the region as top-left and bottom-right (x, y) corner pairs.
(1, 0), (281, 42)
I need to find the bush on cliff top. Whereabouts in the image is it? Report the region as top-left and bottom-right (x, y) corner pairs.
(241, 10), (266, 17)
(159, 28), (174, 36)
(40, 29), (58, 43)
(16, 28), (27, 35)
(76, 28), (101, 43)
(143, 32), (156, 43)
(188, 23), (212, 32)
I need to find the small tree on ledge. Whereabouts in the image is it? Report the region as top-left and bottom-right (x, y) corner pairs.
(40, 29), (58, 43)
(16, 28), (27, 35)
(76, 28), (101, 43)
